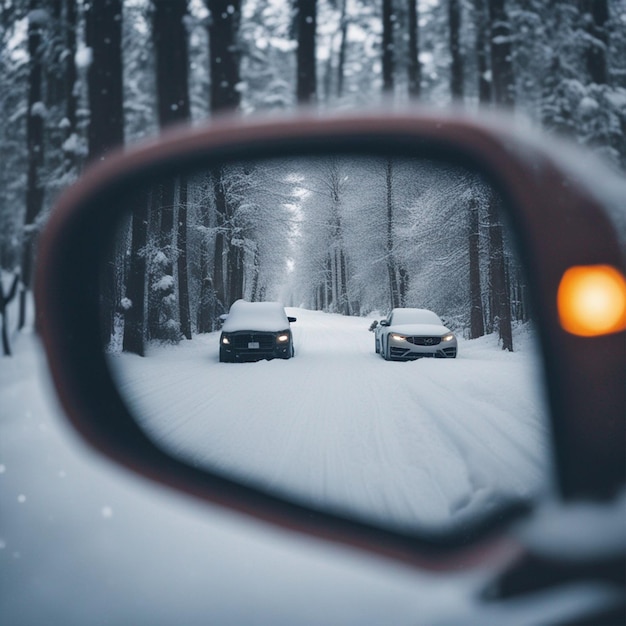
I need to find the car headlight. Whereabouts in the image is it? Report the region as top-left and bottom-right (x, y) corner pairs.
(221, 335), (230, 345)
(442, 333), (455, 342)
(277, 333), (290, 343)
(390, 333), (406, 341)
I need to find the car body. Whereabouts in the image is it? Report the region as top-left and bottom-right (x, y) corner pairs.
(376, 308), (457, 360)
(219, 300), (296, 362)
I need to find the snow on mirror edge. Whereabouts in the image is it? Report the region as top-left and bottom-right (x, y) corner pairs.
(103, 155), (552, 534)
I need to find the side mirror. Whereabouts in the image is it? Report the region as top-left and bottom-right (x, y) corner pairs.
(379, 320), (389, 327)
(288, 317), (297, 323)
(36, 111), (625, 570)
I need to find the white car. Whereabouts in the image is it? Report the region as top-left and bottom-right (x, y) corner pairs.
(375, 308), (457, 361)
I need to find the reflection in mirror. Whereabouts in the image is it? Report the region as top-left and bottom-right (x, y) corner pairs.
(103, 155), (551, 534)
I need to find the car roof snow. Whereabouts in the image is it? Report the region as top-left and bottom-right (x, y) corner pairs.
(221, 300), (290, 333)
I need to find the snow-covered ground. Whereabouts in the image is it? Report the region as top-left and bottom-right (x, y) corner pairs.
(109, 308), (551, 534)
(0, 317), (620, 625)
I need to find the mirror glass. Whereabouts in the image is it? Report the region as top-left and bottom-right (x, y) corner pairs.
(102, 153), (551, 534)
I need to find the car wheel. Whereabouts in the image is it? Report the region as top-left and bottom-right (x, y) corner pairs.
(375, 338), (380, 354)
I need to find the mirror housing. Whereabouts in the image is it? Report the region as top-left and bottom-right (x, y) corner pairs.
(35, 110), (625, 569)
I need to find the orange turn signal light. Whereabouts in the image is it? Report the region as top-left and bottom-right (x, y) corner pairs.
(557, 265), (626, 337)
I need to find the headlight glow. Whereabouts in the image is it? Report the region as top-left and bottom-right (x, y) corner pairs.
(390, 333), (406, 341)
(442, 333), (455, 342)
(221, 335), (230, 345)
(277, 333), (290, 343)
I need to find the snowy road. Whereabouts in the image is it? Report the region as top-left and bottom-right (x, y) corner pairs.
(109, 308), (551, 533)
(3, 332), (607, 626)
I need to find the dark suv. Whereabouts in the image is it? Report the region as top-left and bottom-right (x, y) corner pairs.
(219, 300), (296, 363)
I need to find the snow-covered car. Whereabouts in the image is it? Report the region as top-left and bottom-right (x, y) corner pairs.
(219, 300), (296, 362)
(376, 308), (457, 360)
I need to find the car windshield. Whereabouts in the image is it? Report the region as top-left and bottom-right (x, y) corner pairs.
(221, 300), (290, 332)
(390, 309), (443, 326)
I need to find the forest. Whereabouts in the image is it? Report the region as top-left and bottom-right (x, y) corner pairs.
(108, 156), (518, 355)
(1, 0), (625, 356)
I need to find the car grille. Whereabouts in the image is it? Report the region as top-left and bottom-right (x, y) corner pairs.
(389, 346), (456, 360)
(390, 347), (435, 359)
(405, 336), (441, 346)
(230, 333), (276, 351)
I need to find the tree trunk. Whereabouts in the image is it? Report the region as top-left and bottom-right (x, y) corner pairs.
(228, 240), (244, 304)
(339, 249), (349, 314)
(488, 0), (514, 107)
(1, 273), (20, 356)
(249, 247), (260, 302)
(407, 0), (421, 99)
(448, 0), (464, 100)
(19, 4), (46, 330)
(468, 197), (484, 339)
(581, 0), (608, 85)
(177, 177), (192, 339)
(336, 0), (348, 98)
(153, 0), (191, 125)
(488, 193), (513, 350)
(62, 0), (79, 176)
(382, 0), (394, 94)
(385, 159), (400, 308)
(153, 181), (178, 342)
(295, 0), (317, 104)
(153, 0), (192, 340)
(85, 0), (124, 346)
(147, 187), (163, 341)
(212, 169), (227, 314)
(473, 0), (492, 104)
(122, 189), (149, 356)
(206, 1), (241, 319)
(197, 185), (215, 333)
(47, 0), (64, 108)
(85, 0), (124, 160)
(207, 0), (242, 114)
